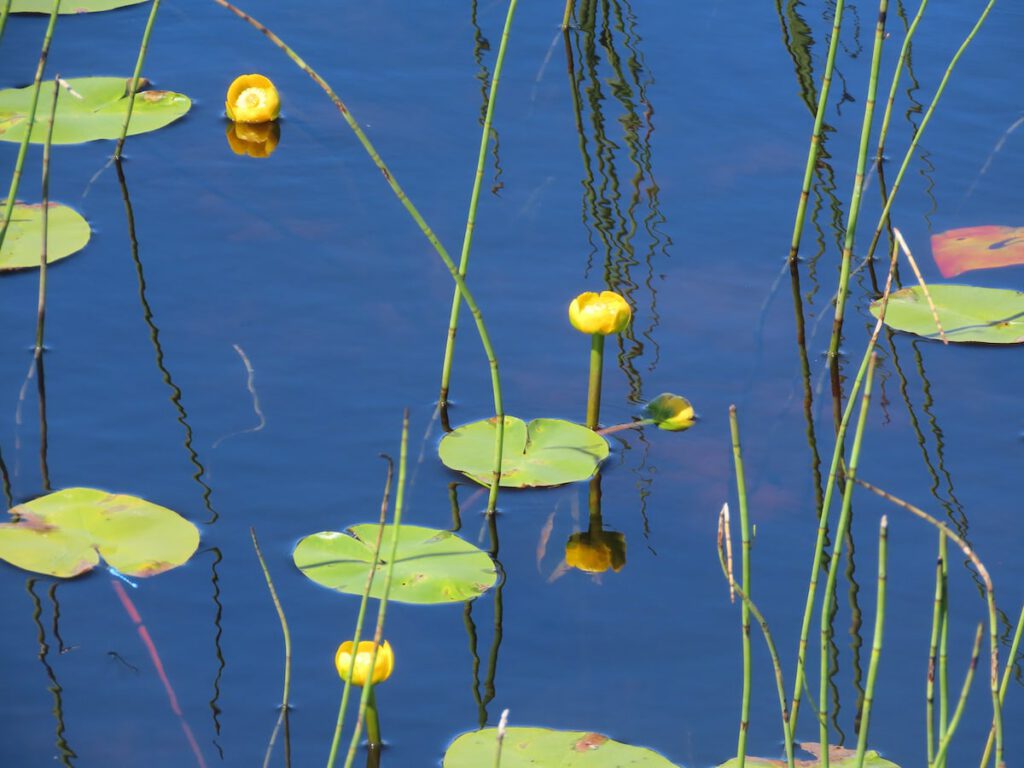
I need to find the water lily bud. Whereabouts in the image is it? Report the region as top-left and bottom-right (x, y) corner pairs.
(643, 392), (696, 432)
(225, 74), (280, 124)
(225, 120), (280, 158)
(565, 530), (626, 574)
(335, 640), (394, 686)
(568, 291), (631, 336)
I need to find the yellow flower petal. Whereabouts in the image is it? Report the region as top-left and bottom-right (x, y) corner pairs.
(335, 640), (394, 686)
(568, 291), (632, 335)
(225, 74), (280, 124)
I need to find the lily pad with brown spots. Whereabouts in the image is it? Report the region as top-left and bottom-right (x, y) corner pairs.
(444, 727), (680, 767)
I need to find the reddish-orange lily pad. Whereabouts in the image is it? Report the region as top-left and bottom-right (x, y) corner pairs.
(931, 225), (1024, 278)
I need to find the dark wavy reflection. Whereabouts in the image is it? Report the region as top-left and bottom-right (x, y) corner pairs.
(470, 0), (504, 195)
(27, 578), (76, 767)
(565, 0), (668, 404)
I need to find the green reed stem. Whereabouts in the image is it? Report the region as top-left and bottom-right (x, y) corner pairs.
(863, 0), (997, 266)
(561, 0), (573, 30)
(933, 623), (984, 768)
(786, 0), (844, 264)
(979, 603), (1024, 768)
(854, 515), (887, 768)
(827, 0), (887, 362)
(36, 76), (60, 356)
(818, 354), (877, 768)
(0, 0), (13, 53)
(251, 527), (292, 768)
(363, 688), (381, 747)
(213, 0), (505, 513)
(342, 411), (409, 768)
(0, 0), (59, 256)
(938, 533), (950, 751)
(438, 0), (518, 408)
(853, 478), (1003, 768)
(874, 0), (927, 165)
(926, 532), (947, 765)
(325, 457), (394, 768)
(728, 406), (754, 768)
(114, 0), (161, 159)
(789, 239), (898, 737)
(585, 334), (604, 430)
(715, 513), (794, 768)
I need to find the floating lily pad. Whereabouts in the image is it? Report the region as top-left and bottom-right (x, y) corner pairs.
(0, 77), (190, 144)
(643, 393), (695, 432)
(717, 742), (899, 767)
(439, 417), (609, 488)
(444, 727), (681, 768)
(10, 0), (148, 12)
(294, 524), (496, 605)
(870, 285), (1024, 344)
(0, 487), (200, 579)
(932, 225), (1024, 278)
(1, 201), (90, 271)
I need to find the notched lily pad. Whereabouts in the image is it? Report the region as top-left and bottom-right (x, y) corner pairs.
(870, 285), (1024, 344)
(717, 742), (899, 767)
(293, 523), (496, 605)
(0, 487), (200, 578)
(439, 416), (609, 488)
(444, 727), (681, 767)
(0, 77), (190, 144)
(1, 201), (90, 271)
(10, 0), (148, 12)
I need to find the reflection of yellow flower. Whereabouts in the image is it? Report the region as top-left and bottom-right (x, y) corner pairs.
(225, 121), (280, 158)
(568, 291), (631, 335)
(225, 74), (280, 123)
(565, 530), (626, 574)
(335, 640), (394, 686)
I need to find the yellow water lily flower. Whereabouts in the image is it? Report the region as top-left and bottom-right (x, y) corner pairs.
(225, 74), (280, 124)
(225, 120), (280, 158)
(565, 530), (626, 574)
(335, 640), (394, 686)
(646, 393), (695, 431)
(568, 291), (631, 335)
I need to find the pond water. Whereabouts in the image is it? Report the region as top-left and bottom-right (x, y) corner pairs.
(1, 1), (1023, 766)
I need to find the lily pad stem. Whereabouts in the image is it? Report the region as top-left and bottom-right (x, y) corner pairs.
(364, 687), (381, 746)
(585, 333), (604, 430)
(36, 76), (60, 356)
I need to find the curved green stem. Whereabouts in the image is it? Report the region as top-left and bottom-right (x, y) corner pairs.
(0, 0), (60, 256)
(585, 334), (604, 430)
(786, 0), (844, 264)
(979, 603), (1024, 767)
(0, 0), (14, 53)
(933, 623), (984, 768)
(115, 0), (162, 158)
(212, 0), (505, 512)
(827, 0), (888, 362)
(439, 0), (519, 407)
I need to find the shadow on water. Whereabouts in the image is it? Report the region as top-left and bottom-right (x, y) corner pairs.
(564, 0), (669, 406)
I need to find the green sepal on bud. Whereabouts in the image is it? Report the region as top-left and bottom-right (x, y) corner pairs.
(643, 393), (696, 432)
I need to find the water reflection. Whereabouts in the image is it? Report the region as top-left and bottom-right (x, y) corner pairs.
(565, 474), (626, 575)
(27, 578), (76, 767)
(469, 0), (504, 195)
(225, 120), (281, 159)
(563, 0), (667, 405)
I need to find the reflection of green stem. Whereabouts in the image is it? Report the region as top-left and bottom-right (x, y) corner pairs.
(115, 0), (161, 158)
(933, 623), (984, 767)
(863, 0), (998, 267)
(785, 0), (843, 264)
(0, 0), (60, 256)
(979, 603), (1024, 768)
(819, 355), (877, 768)
(251, 528), (291, 768)
(363, 688), (381, 746)
(827, 0), (887, 363)
(36, 77), (60, 356)
(326, 457), (394, 768)
(585, 334), (604, 430)
(439, 0), (519, 408)
(213, 0), (505, 514)
(728, 407), (755, 768)
(853, 516), (887, 768)
(342, 413), (410, 768)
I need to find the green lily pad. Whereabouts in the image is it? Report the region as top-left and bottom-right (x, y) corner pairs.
(294, 524), (496, 605)
(1, 201), (90, 271)
(439, 417), (609, 488)
(0, 487), (200, 579)
(717, 742), (899, 767)
(643, 393), (696, 432)
(0, 77), (190, 144)
(870, 285), (1024, 344)
(9, 0), (148, 12)
(444, 727), (681, 768)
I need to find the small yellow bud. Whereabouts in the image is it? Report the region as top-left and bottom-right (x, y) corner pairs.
(568, 291), (631, 336)
(335, 640), (394, 686)
(644, 393), (696, 432)
(225, 74), (280, 124)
